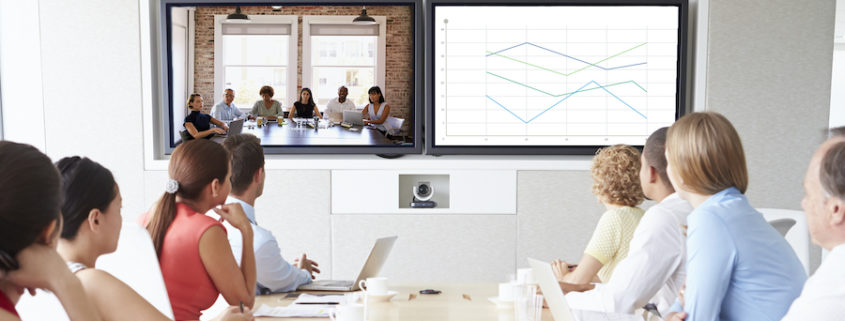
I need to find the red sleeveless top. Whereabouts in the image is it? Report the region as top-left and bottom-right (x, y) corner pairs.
(0, 290), (18, 317)
(140, 203), (225, 321)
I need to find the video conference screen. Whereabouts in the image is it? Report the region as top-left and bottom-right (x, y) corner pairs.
(427, 0), (687, 155)
(163, 1), (421, 154)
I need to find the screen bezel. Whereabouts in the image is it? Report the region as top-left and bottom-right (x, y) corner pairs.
(424, 0), (688, 155)
(158, 0), (423, 155)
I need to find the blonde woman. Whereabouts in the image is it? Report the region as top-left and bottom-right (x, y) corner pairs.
(553, 145), (645, 285)
(663, 112), (805, 321)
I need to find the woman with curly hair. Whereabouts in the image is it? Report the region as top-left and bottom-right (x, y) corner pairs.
(553, 144), (645, 285)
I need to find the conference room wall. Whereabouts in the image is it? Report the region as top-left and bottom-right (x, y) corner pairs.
(0, 0), (835, 280)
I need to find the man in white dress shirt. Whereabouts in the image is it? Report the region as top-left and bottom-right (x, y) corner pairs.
(324, 86), (357, 123)
(211, 88), (246, 122)
(781, 133), (845, 320)
(559, 127), (693, 315)
(216, 133), (319, 293)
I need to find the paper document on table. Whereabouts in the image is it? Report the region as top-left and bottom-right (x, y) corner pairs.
(293, 293), (350, 305)
(253, 304), (332, 318)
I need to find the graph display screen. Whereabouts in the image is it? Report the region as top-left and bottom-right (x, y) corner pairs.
(428, 1), (686, 154)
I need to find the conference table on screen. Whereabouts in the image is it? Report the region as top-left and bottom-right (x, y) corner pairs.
(214, 119), (393, 146)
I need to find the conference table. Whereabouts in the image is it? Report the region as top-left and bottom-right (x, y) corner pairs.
(254, 283), (555, 321)
(215, 119), (394, 146)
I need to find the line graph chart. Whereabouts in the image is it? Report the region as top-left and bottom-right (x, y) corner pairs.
(433, 5), (681, 147)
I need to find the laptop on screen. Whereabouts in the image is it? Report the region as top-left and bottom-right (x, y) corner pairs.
(342, 110), (364, 126)
(218, 119), (244, 137)
(298, 236), (397, 292)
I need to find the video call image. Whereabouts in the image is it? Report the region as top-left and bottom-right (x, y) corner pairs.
(167, 4), (415, 148)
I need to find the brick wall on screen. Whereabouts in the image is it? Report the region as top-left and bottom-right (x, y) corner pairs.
(193, 6), (413, 129)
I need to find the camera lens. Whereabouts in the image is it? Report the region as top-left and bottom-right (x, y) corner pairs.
(418, 184), (430, 195)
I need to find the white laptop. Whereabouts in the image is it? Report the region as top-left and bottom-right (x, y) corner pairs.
(528, 258), (640, 321)
(298, 236), (397, 291)
(342, 110), (364, 126)
(218, 119), (244, 137)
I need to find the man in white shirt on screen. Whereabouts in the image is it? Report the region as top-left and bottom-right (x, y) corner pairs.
(211, 88), (246, 122)
(325, 86), (357, 123)
(557, 127), (693, 316)
(212, 133), (319, 293)
(780, 131), (845, 320)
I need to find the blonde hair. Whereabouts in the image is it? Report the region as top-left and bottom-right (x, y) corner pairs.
(666, 112), (748, 194)
(591, 144), (644, 207)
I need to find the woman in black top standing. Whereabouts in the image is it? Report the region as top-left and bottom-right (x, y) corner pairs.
(288, 88), (321, 121)
(185, 93), (228, 139)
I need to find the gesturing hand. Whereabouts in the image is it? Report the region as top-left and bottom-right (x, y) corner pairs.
(552, 259), (570, 281)
(293, 253), (321, 279)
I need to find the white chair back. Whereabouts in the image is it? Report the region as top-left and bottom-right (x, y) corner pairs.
(758, 208), (810, 275)
(97, 223), (174, 319)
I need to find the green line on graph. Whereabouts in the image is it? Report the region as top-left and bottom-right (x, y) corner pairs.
(485, 42), (647, 77)
(486, 71), (648, 97)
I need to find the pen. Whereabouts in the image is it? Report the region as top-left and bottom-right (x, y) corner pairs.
(239, 302), (244, 313)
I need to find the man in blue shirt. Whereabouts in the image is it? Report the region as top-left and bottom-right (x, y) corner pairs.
(211, 88), (246, 122)
(215, 133), (319, 293)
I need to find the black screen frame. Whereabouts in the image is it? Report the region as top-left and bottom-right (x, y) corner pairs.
(158, 0), (423, 155)
(424, 0), (688, 155)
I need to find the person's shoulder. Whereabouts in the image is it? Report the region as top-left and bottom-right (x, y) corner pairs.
(75, 268), (125, 290)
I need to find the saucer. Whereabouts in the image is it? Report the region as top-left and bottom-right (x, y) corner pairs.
(488, 297), (514, 309)
(366, 290), (398, 302)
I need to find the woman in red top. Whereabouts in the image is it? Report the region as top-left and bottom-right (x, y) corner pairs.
(0, 141), (100, 321)
(142, 139), (256, 321)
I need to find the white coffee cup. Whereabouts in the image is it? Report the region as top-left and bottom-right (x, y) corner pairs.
(358, 277), (389, 295)
(517, 268), (536, 285)
(498, 282), (515, 301)
(329, 304), (364, 321)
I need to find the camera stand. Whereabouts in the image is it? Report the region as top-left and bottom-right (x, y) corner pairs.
(410, 196), (437, 208)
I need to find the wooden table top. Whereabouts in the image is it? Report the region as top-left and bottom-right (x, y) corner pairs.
(254, 283), (555, 321)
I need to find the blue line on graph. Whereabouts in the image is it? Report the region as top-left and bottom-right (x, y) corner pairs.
(485, 80), (648, 123)
(486, 42), (647, 70)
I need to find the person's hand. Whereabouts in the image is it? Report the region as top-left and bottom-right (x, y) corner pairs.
(213, 203), (251, 232)
(679, 284), (686, 307)
(552, 259), (570, 281)
(213, 128), (227, 135)
(293, 253), (321, 279)
(665, 312), (687, 321)
(5, 243), (73, 293)
(223, 124), (230, 131)
(216, 306), (254, 321)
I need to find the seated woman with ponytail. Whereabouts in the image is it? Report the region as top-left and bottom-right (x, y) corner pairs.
(56, 156), (252, 321)
(0, 141), (100, 321)
(140, 139), (257, 321)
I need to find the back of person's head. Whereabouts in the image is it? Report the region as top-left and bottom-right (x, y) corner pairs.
(0, 141), (62, 273)
(146, 139), (229, 257)
(666, 112), (748, 194)
(830, 126), (845, 139)
(820, 139), (845, 202)
(643, 127), (672, 190)
(591, 144), (644, 207)
(223, 134), (264, 196)
(368, 86), (385, 104)
(55, 157), (117, 241)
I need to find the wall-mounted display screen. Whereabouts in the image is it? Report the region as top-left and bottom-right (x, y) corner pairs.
(426, 0), (688, 155)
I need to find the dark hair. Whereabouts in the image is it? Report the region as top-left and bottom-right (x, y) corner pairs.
(223, 134), (264, 195)
(187, 93), (202, 107)
(368, 86), (385, 104)
(259, 85), (274, 97)
(0, 141), (62, 272)
(821, 140), (845, 201)
(146, 139), (230, 257)
(830, 126), (845, 139)
(300, 87), (316, 108)
(55, 157), (117, 241)
(643, 127), (672, 190)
